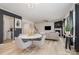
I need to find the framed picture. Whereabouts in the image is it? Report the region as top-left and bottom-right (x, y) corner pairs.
(15, 18), (22, 28)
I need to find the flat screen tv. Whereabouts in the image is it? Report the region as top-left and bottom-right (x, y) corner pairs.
(45, 26), (51, 30)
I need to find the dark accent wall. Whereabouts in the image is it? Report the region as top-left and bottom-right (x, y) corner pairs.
(54, 21), (63, 28)
(0, 9), (22, 44)
(62, 19), (65, 37)
(0, 14), (3, 44)
(14, 17), (22, 37)
(0, 9), (22, 19)
(75, 4), (79, 52)
(54, 21), (63, 36)
(14, 28), (22, 37)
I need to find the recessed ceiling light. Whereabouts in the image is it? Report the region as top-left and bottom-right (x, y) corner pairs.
(27, 3), (40, 8)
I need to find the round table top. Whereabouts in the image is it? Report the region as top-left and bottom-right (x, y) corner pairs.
(19, 34), (42, 39)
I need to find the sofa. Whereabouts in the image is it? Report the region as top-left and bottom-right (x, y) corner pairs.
(46, 32), (59, 40)
(40, 31), (59, 41)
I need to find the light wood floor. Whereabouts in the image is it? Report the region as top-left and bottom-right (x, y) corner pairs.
(0, 38), (76, 55)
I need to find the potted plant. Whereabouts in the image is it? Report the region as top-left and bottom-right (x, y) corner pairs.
(65, 22), (72, 36)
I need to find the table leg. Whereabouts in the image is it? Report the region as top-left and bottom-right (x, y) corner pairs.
(65, 37), (68, 49)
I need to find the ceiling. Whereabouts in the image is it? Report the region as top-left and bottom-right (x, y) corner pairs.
(0, 3), (73, 22)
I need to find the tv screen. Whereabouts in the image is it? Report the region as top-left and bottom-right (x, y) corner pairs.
(45, 26), (51, 30)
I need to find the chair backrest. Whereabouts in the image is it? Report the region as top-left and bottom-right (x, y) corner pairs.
(15, 37), (26, 49)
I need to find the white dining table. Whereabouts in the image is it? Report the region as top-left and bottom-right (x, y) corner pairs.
(19, 34), (42, 39)
(18, 34), (42, 46)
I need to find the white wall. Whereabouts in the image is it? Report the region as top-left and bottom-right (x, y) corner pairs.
(22, 19), (34, 34)
(3, 15), (14, 40)
(35, 22), (55, 33)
